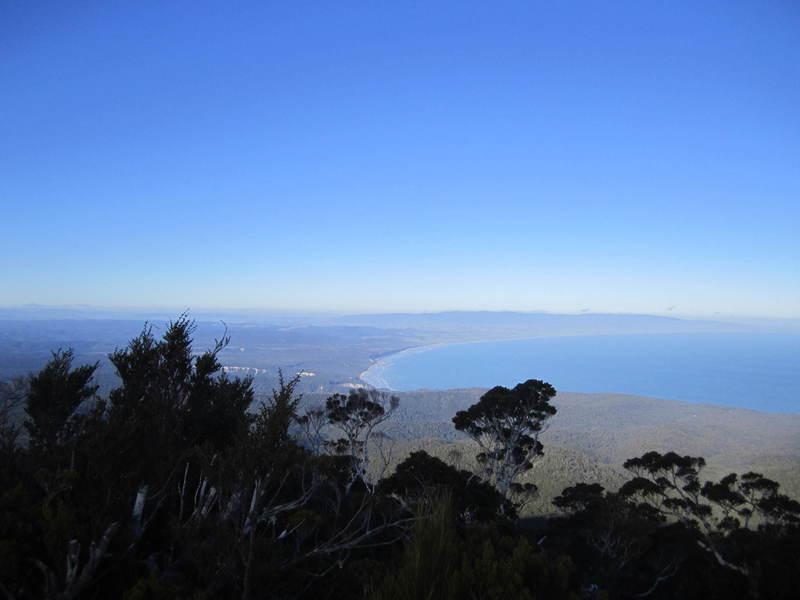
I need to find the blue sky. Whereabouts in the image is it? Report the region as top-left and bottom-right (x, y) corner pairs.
(2, 1), (798, 317)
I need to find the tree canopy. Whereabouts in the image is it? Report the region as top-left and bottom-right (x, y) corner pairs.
(452, 379), (557, 504)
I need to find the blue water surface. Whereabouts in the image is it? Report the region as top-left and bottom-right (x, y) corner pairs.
(365, 333), (800, 413)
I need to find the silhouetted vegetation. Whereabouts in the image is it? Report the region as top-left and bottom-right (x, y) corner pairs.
(453, 379), (556, 507)
(1, 317), (797, 598)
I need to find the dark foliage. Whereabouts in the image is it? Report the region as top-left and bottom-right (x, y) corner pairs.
(452, 379), (556, 503)
(0, 317), (412, 599)
(379, 450), (515, 522)
(370, 494), (578, 600)
(24, 349), (98, 451)
(617, 450), (800, 598)
(549, 451), (800, 599)
(322, 388), (399, 491)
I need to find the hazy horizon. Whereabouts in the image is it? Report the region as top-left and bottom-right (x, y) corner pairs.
(3, 302), (800, 322)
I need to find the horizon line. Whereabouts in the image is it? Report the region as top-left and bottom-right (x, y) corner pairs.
(2, 303), (799, 322)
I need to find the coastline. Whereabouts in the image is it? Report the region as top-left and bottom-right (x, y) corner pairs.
(359, 343), (447, 389)
(356, 332), (800, 413)
(356, 332), (619, 389)
(356, 331), (698, 390)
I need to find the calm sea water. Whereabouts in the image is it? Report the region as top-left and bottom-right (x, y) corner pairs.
(362, 333), (800, 413)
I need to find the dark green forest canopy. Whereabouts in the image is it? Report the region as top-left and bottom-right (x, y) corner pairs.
(0, 317), (797, 599)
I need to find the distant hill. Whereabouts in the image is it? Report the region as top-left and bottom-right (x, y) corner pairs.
(338, 310), (747, 338)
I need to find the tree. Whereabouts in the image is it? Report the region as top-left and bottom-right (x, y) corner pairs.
(252, 369), (302, 455)
(0, 379), (25, 466)
(323, 388), (399, 491)
(619, 451), (800, 599)
(24, 349), (98, 452)
(379, 450), (514, 522)
(106, 315), (252, 477)
(371, 492), (578, 600)
(7, 317), (258, 600)
(452, 379), (556, 505)
(621, 451), (800, 534)
(296, 404), (327, 454)
(552, 483), (673, 597)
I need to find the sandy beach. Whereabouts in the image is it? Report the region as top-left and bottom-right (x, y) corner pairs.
(358, 343), (448, 389)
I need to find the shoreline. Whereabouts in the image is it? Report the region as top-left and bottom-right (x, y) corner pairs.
(355, 331), (660, 390)
(359, 342), (449, 390)
(356, 332), (800, 414)
(356, 330), (711, 390)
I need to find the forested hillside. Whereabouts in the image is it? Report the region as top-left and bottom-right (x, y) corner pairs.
(302, 388), (800, 504)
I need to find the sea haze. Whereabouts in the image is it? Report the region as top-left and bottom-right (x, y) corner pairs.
(362, 333), (800, 414)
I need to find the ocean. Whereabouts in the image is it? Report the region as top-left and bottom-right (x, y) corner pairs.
(361, 333), (800, 413)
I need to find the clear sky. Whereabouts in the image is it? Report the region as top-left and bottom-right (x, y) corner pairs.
(2, 1), (798, 318)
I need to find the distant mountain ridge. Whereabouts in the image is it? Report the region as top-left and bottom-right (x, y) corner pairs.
(338, 310), (746, 335)
(0, 306), (766, 335)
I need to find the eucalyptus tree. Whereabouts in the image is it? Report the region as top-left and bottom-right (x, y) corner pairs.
(620, 451), (800, 599)
(324, 388), (399, 491)
(452, 379), (557, 506)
